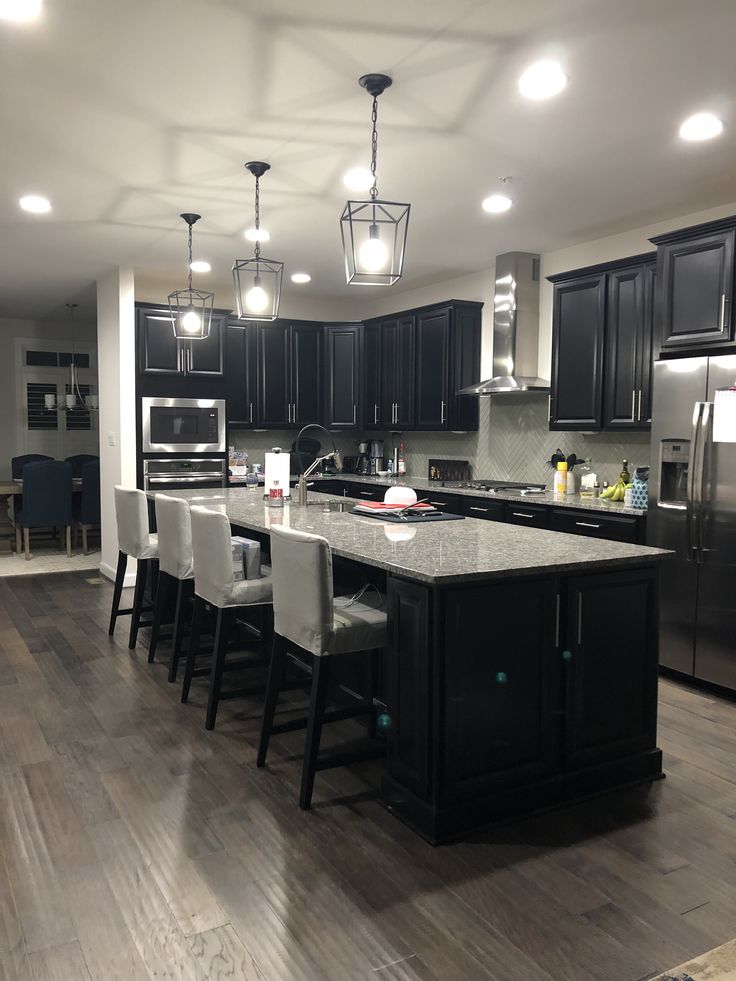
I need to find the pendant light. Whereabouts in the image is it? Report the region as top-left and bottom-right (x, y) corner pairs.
(43, 303), (99, 412)
(340, 73), (410, 286)
(168, 213), (214, 340)
(233, 162), (283, 321)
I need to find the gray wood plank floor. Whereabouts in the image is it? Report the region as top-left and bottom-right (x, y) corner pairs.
(1, 571), (735, 981)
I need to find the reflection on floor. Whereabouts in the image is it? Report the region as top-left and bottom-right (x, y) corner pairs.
(0, 544), (100, 577)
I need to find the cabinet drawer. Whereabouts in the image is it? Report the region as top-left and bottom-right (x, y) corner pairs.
(504, 503), (550, 528)
(550, 509), (639, 543)
(463, 498), (505, 521)
(425, 492), (465, 515)
(348, 483), (387, 502)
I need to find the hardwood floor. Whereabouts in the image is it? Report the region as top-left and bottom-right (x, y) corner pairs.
(1, 570), (735, 981)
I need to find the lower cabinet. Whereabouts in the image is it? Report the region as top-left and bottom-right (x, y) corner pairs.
(504, 502), (550, 528)
(550, 508), (640, 543)
(423, 491), (465, 515)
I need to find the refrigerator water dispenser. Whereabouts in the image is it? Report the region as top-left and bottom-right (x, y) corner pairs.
(659, 439), (690, 505)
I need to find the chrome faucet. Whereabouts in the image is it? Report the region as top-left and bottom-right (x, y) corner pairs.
(295, 423), (343, 507)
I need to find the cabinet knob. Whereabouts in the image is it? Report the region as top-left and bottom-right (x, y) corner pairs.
(495, 670), (508, 684)
(562, 649), (573, 662)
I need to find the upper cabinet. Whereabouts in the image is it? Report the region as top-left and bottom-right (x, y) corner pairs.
(380, 316), (415, 429)
(323, 324), (361, 429)
(651, 221), (736, 355)
(138, 307), (225, 378)
(549, 256), (655, 432)
(252, 320), (322, 428)
(225, 325), (258, 427)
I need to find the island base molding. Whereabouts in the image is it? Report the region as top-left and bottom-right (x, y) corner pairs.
(382, 749), (664, 844)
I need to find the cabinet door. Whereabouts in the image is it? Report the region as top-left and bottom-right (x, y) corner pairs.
(441, 580), (559, 801)
(659, 230), (735, 351)
(225, 326), (257, 426)
(138, 309), (181, 375)
(257, 323), (290, 427)
(362, 323), (382, 430)
(290, 322), (322, 427)
(603, 266), (645, 428)
(638, 262), (656, 426)
(449, 304), (481, 431)
(414, 307), (449, 430)
(564, 568), (658, 769)
(504, 503), (550, 528)
(395, 316), (415, 429)
(186, 317), (224, 377)
(324, 325), (360, 429)
(379, 319), (400, 427)
(550, 275), (606, 429)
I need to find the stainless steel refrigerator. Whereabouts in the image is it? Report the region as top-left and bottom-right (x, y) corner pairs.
(648, 355), (736, 688)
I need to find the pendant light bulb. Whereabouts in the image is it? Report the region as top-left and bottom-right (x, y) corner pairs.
(358, 225), (388, 272)
(245, 277), (269, 314)
(181, 306), (202, 333)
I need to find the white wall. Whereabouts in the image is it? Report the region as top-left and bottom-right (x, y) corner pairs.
(0, 316), (97, 479)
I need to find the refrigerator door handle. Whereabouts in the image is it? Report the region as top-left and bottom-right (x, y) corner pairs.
(696, 401), (713, 563)
(686, 401), (704, 561)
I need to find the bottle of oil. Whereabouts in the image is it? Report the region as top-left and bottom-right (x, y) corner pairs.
(620, 459), (631, 484)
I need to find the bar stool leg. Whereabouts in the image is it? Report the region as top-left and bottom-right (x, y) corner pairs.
(205, 608), (233, 731)
(257, 634), (288, 767)
(168, 579), (190, 683)
(128, 558), (148, 650)
(148, 570), (172, 663)
(108, 550), (127, 635)
(181, 594), (205, 703)
(299, 655), (332, 810)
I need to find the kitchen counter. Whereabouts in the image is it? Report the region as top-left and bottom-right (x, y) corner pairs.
(309, 473), (647, 516)
(165, 487), (667, 585)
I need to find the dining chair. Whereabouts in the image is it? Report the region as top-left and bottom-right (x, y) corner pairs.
(72, 458), (100, 554)
(65, 453), (99, 478)
(11, 454), (53, 479)
(13, 460), (73, 559)
(110, 486), (158, 648)
(257, 525), (386, 810)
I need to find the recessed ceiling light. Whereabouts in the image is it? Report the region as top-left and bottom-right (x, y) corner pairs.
(343, 167), (374, 192)
(291, 272), (311, 284)
(189, 260), (211, 273)
(679, 112), (723, 142)
(482, 193), (513, 214)
(19, 194), (51, 213)
(0, 0), (42, 22)
(519, 59), (568, 100)
(244, 226), (270, 242)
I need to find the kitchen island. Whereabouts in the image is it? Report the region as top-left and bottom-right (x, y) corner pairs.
(163, 486), (671, 843)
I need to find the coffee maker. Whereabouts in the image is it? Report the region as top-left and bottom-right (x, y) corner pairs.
(370, 439), (384, 474)
(355, 440), (371, 475)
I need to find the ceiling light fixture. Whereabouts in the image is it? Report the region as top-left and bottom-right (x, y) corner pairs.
(0, 0), (42, 22)
(291, 273), (311, 284)
(482, 177), (514, 214)
(343, 167), (374, 192)
(19, 194), (51, 213)
(244, 226), (270, 242)
(168, 213), (214, 340)
(189, 260), (211, 273)
(679, 112), (724, 142)
(518, 59), (568, 100)
(233, 161), (283, 321)
(340, 73), (410, 286)
(44, 304), (99, 412)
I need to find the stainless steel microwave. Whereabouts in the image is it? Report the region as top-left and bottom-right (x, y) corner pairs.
(141, 397), (226, 454)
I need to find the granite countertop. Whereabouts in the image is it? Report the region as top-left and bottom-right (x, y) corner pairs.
(307, 474), (647, 517)
(163, 487), (669, 585)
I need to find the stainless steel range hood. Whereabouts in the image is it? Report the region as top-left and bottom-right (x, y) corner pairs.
(457, 251), (550, 395)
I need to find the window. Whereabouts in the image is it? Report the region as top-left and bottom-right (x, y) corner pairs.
(26, 382), (58, 430)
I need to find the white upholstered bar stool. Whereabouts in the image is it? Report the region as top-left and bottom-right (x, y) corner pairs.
(181, 506), (273, 730)
(257, 525), (387, 810)
(109, 486), (159, 649)
(148, 494), (194, 682)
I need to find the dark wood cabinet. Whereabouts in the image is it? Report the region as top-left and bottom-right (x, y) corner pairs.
(414, 307), (450, 430)
(225, 326), (257, 427)
(324, 324), (360, 429)
(653, 225), (735, 353)
(290, 322), (322, 426)
(379, 317), (414, 429)
(450, 303), (482, 431)
(462, 498), (505, 521)
(603, 260), (655, 429)
(564, 568), (658, 769)
(549, 273), (606, 429)
(504, 502), (550, 529)
(362, 323), (382, 430)
(423, 490), (465, 516)
(549, 508), (640, 544)
(138, 308), (225, 378)
(255, 321), (322, 428)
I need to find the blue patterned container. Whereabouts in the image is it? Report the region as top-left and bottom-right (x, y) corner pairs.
(631, 475), (649, 509)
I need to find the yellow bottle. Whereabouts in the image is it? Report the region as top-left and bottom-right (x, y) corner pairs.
(553, 460), (568, 495)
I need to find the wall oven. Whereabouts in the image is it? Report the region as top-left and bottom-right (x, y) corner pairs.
(142, 397), (226, 454)
(143, 458), (227, 492)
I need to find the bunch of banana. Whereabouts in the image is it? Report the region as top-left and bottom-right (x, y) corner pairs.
(600, 480), (632, 502)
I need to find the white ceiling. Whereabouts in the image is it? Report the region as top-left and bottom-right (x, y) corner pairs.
(1, 0), (736, 319)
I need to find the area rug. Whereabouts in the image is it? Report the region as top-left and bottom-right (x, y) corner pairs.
(653, 938), (736, 980)
(0, 547), (100, 577)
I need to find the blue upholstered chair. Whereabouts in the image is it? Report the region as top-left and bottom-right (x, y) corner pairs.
(65, 453), (99, 478)
(11, 454), (53, 479)
(72, 458), (100, 554)
(14, 460), (73, 560)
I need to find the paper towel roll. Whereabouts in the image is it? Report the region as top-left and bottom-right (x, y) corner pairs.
(265, 451), (291, 499)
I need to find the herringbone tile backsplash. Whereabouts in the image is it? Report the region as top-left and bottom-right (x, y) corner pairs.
(231, 394), (650, 488)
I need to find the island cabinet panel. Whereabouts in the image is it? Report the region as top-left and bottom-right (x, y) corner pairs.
(563, 568), (659, 770)
(385, 578), (430, 797)
(439, 580), (560, 802)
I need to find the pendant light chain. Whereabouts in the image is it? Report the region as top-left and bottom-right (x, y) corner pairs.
(187, 222), (193, 294)
(254, 174), (261, 260)
(370, 95), (379, 200)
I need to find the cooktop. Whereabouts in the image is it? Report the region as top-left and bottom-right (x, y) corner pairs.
(441, 479), (547, 495)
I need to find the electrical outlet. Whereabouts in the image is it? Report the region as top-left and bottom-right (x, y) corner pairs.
(107, 432), (116, 446)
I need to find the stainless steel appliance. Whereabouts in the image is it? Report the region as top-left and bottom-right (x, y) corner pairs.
(142, 397), (226, 454)
(143, 457), (227, 492)
(648, 355), (736, 688)
(370, 439), (384, 474)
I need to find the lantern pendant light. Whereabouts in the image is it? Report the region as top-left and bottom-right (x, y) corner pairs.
(168, 213), (214, 340)
(340, 73), (410, 286)
(233, 161), (284, 321)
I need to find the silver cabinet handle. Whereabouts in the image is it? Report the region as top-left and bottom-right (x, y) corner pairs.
(374, 403), (379, 425)
(577, 594), (583, 644)
(393, 402), (398, 425)
(353, 404), (356, 425)
(512, 511), (535, 519)
(288, 403), (292, 423)
(249, 402), (253, 423)
(469, 506), (489, 512)
(360, 491), (373, 497)
(720, 293), (726, 331)
(575, 521), (601, 529)
(631, 390), (636, 421)
(637, 390), (642, 422)
(429, 500), (446, 507)
(440, 400), (446, 424)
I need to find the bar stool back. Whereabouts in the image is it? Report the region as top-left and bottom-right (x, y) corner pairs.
(109, 486), (158, 648)
(258, 525), (387, 809)
(181, 506), (273, 730)
(148, 494), (194, 680)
